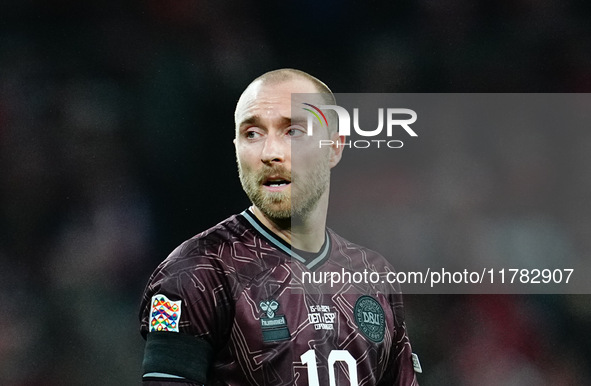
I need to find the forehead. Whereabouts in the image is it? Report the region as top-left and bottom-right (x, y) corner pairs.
(235, 78), (321, 125)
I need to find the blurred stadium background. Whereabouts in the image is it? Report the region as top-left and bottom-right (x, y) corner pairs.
(1, 0), (590, 384)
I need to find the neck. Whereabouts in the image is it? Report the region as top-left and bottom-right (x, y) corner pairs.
(251, 196), (329, 253)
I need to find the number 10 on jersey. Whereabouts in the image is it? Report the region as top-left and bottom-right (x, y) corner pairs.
(300, 349), (358, 386)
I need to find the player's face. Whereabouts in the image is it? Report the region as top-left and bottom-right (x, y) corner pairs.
(234, 78), (339, 221)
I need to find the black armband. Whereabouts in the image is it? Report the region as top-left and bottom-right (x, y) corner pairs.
(142, 332), (213, 384)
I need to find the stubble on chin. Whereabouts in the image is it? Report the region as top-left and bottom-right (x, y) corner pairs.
(238, 167), (329, 227)
(238, 164), (292, 221)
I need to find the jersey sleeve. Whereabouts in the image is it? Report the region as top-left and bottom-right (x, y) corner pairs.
(377, 293), (419, 386)
(139, 241), (236, 384)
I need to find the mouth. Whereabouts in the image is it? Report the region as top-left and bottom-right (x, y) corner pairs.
(262, 176), (291, 190)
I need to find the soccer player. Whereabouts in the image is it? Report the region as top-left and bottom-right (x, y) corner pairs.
(139, 69), (420, 385)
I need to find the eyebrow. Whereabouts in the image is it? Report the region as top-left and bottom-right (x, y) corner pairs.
(238, 115), (293, 128)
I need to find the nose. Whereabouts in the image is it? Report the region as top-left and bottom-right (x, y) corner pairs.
(261, 133), (286, 165)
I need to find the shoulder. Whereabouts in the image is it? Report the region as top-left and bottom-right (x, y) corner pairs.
(142, 214), (250, 301)
(146, 211), (288, 295)
(327, 228), (393, 270)
(155, 214), (247, 276)
(139, 214), (248, 337)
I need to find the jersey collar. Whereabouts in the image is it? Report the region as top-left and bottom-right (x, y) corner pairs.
(241, 209), (331, 270)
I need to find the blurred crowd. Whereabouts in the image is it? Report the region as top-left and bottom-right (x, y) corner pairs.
(1, 0), (590, 384)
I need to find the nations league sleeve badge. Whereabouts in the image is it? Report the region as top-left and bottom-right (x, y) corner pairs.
(149, 294), (182, 332)
(354, 296), (386, 343)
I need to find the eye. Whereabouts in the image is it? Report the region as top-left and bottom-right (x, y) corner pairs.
(286, 125), (306, 138)
(244, 128), (263, 139)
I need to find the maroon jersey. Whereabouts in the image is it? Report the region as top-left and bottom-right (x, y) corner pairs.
(139, 209), (419, 385)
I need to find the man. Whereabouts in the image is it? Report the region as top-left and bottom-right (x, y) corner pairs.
(139, 69), (420, 385)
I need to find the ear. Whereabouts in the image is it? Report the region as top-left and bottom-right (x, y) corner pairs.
(328, 132), (346, 168)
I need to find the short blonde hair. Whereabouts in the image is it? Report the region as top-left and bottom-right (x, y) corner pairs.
(239, 68), (338, 134)
(253, 68), (335, 105)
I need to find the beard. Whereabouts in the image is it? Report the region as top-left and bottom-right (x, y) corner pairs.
(237, 159), (330, 223)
